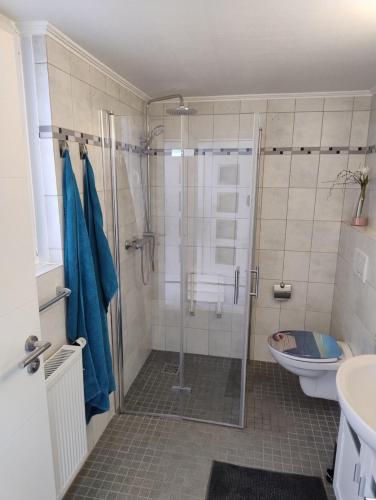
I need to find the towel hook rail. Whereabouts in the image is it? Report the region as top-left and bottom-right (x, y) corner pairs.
(59, 138), (69, 158)
(39, 286), (71, 312)
(79, 142), (88, 160)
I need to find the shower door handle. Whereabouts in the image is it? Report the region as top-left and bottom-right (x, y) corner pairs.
(249, 267), (259, 298)
(233, 266), (240, 304)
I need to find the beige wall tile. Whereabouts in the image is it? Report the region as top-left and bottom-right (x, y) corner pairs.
(293, 112), (323, 147)
(350, 111), (370, 147)
(285, 220), (313, 251)
(262, 154), (291, 187)
(259, 220), (286, 250)
(307, 283), (334, 313)
(106, 77), (120, 100)
(279, 309), (305, 330)
(256, 279), (281, 309)
(317, 154), (348, 188)
(69, 53), (90, 83)
(265, 113), (294, 147)
(213, 114), (240, 140)
(255, 307), (280, 335)
(289, 155), (319, 188)
(48, 64), (73, 129)
(309, 252), (337, 283)
(283, 251), (310, 281)
(261, 188), (288, 219)
(295, 98), (324, 112)
(252, 335), (276, 362)
(46, 37), (70, 73)
(287, 188), (316, 220)
(305, 311), (331, 333)
(188, 115), (214, 146)
(240, 99), (267, 113)
(321, 111), (352, 147)
(324, 96), (354, 111)
(314, 188), (344, 221)
(354, 96), (372, 111)
(71, 77), (93, 134)
(239, 114), (255, 139)
(89, 65), (107, 92)
(267, 99), (295, 112)
(259, 250), (284, 279)
(213, 100), (240, 114)
(311, 221), (341, 252)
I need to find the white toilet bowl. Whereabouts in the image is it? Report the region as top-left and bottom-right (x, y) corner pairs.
(267, 330), (352, 401)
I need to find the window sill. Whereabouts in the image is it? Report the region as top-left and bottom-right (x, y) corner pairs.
(35, 261), (63, 277)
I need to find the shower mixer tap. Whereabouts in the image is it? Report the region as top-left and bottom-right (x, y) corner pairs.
(125, 238), (145, 250)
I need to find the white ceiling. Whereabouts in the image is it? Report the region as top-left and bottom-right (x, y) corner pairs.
(1, 0), (376, 97)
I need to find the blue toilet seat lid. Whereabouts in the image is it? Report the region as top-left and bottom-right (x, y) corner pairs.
(268, 330), (342, 360)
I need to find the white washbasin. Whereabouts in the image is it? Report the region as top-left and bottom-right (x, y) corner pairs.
(336, 354), (376, 452)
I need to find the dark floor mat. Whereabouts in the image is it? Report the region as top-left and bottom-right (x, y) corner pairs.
(206, 461), (328, 500)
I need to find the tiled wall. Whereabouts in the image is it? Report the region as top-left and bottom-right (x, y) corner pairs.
(148, 96), (372, 362)
(252, 95), (371, 361)
(331, 93), (376, 356)
(23, 33), (149, 451)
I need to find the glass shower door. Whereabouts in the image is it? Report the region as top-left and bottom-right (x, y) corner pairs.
(180, 112), (258, 426)
(107, 108), (259, 427)
(109, 112), (182, 416)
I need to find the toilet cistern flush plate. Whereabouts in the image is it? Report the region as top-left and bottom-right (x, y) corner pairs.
(353, 248), (368, 283)
(336, 355), (376, 452)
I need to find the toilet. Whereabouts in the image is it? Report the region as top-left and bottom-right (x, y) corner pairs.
(267, 330), (352, 401)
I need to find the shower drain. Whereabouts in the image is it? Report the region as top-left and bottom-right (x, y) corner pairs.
(162, 362), (180, 375)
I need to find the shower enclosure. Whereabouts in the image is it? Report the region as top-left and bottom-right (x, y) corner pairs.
(103, 98), (260, 427)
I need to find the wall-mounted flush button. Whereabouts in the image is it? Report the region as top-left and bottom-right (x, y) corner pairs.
(353, 248), (368, 283)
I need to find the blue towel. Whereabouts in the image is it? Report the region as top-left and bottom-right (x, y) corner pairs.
(62, 150), (114, 422)
(83, 153), (117, 420)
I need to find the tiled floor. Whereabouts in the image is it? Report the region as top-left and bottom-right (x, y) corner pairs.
(124, 350), (241, 425)
(66, 361), (339, 500)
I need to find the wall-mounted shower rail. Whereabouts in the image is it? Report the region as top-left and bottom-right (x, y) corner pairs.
(39, 287), (71, 312)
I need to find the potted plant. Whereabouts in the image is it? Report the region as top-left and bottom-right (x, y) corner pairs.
(330, 164), (369, 226)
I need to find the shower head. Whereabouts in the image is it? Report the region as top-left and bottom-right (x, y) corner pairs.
(141, 124), (164, 150)
(166, 103), (197, 116)
(151, 125), (164, 137)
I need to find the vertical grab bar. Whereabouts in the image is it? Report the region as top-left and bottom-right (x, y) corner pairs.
(249, 266), (259, 298)
(233, 266), (240, 304)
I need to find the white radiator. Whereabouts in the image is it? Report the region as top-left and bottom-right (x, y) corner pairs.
(44, 345), (87, 499)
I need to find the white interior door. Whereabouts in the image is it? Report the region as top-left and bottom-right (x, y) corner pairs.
(0, 15), (56, 500)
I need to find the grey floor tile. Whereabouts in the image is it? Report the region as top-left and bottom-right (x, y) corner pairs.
(66, 360), (338, 500)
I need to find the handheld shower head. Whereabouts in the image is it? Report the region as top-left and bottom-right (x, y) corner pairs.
(152, 125), (164, 137)
(141, 124), (164, 150)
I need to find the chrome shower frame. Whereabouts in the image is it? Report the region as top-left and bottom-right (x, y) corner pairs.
(101, 110), (126, 413)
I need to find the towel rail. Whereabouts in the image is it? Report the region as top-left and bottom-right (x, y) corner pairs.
(39, 287), (71, 312)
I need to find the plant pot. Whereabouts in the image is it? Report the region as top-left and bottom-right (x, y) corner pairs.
(352, 186), (368, 226)
(351, 216), (368, 226)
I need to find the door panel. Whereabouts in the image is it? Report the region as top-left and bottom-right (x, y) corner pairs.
(180, 115), (258, 426)
(0, 18), (56, 500)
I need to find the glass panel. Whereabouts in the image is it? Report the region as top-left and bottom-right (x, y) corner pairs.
(107, 107), (257, 426)
(180, 110), (257, 425)
(111, 113), (182, 416)
(108, 111), (182, 415)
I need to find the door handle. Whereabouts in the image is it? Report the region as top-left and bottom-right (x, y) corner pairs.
(233, 266), (240, 304)
(249, 267), (259, 298)
(20, 335), (51, 374)
(353, 463), (361, 483)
